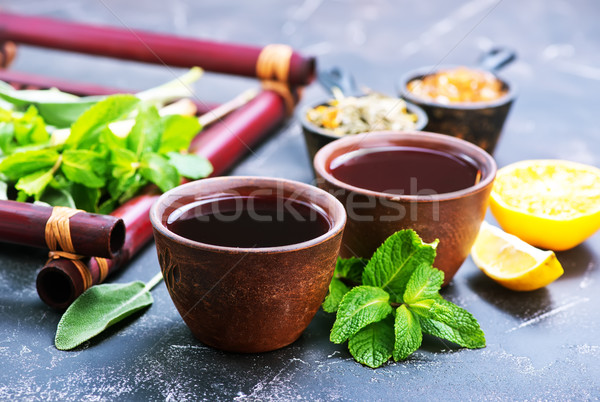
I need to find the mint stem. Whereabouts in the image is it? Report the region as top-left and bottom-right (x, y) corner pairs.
(144, 272), (164, 292)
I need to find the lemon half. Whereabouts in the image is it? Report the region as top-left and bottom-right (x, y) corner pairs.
(472, 222), (564, 291)
(490, 159), (600, 251)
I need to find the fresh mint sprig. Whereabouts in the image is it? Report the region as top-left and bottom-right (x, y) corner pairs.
(324, 230), (485, 368)
(0, 74), (211, 213)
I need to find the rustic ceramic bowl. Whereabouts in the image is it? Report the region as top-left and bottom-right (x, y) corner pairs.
(299, 97), (428, 162)
(397, 66), (516, 154)
(150, 176), (346, 353)
(314, 131), (496, 286)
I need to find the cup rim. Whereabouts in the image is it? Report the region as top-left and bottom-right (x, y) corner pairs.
(298, 95), (429, 140)
(397, 64), (518, 110)
(313, 131), (497, 202)
(150, 176), (347, 254)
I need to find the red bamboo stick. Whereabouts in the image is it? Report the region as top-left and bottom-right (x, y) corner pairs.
(36, 88), (287, 309)
(0, 200), (125, 258)
(0, 12), (315, 86)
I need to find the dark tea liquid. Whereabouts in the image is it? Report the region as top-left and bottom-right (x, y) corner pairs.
(329, 146), (479, 195)
(166, 195), (330, 248)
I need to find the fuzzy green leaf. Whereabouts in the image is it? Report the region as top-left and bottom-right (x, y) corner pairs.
(110, 148), (138, 178)
(322, 278), (350, 313)
(167, 152), (213, 180)
(362, 230), (438, 303)
(127, 104), (161, 157)
(158, 114), (202, 154)
(348, 316), (394, 368)
(419, 299), (486, 349)
(67, 94), (139, 149)
(334, 257), (368, 283)
(139, 152), (179, 193)
(403, 263), (444, 305)
(55, 281), (153, 350)
(330, 286), (392, 344)
(61, 150), (106, 188)
(0, 149), (59, 180)
(393, 304), (422, 361)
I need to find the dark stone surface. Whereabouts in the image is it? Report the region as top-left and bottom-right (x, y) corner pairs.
(1, 0), (599, 400)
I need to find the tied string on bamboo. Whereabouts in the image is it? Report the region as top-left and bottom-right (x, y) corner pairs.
(44, 206), (97, 291)
(256, 44), (301, 116)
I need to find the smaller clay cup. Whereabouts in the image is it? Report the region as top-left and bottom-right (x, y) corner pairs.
(397, 67), (517, 154)
(299, 97), (428, 162)
(150, 177), (346, 353)
(314, 131), (496, 286)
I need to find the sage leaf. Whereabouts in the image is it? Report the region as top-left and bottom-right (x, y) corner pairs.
(393, 304), (422, 361)
(139, 152), (180, 192)
(322, 277), (350, 313)
(348, 316), (394, 368)
(403, 263), (444, 305)
(127, 104), (161, 157)
(55, 272), (163, 350)
(0, 149), (59, 180)
(167, 152), (213, 179)
(362, 230), (438, 303)
(67, 94), (139, 149)
(419, 298), (486, 349)
(158, 114), (201, 154)
(330, 286), (392, 344)
(334, 257), (368, 283)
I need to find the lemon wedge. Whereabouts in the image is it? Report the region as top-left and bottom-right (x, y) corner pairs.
(471, 222), (564, 291)
(490, 159), (600, 251)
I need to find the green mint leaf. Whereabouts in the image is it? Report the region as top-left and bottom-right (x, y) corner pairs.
(139, 152), (179, 193)
(39, 185), (76, 208)
(0, 149), (59, 180)
(110, 148), (138, 178)
(14, 106), (49, 146)
(127, 104), (162, 157)
(334, 257), (368, 283)
(158, 114), (201, 154)
(55, 281), (153, 350)
(403, 263), (444, 305)
(67, 94), (139, 149)
(322, 278), (350, 313)
(362, 230), (438, 303)
(420, 299), (486, 349)
(167, 152), (213, 180)
(69, 183), (101, 212)
(61, 150), (106, 188)
(330, 286), (392, 344)
(406, 298), (436, 317)
(15, 169), (54, 199)
(393, 304), (422, 361)
(0, 120), (15, 155)
(348, 315), (394, 368)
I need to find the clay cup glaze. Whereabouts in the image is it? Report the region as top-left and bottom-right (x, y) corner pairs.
(150, 177), (346, 353)
(397, 66), (516, 154)
(299, 97), (428, 162)
(314, 131), (496, 286)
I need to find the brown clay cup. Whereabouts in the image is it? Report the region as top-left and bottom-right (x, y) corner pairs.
(314, 131), (496, 286)
(150, 176), (346, 353)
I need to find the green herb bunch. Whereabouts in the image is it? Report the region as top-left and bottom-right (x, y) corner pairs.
(323, 230), (486, 368)
(0, 72), (211, 213)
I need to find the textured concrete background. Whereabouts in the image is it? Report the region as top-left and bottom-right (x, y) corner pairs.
(0, 1), (599, 400)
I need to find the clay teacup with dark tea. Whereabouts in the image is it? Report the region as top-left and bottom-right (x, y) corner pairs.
(150, 176), (346, 353)
(314, 131), (496, 285)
